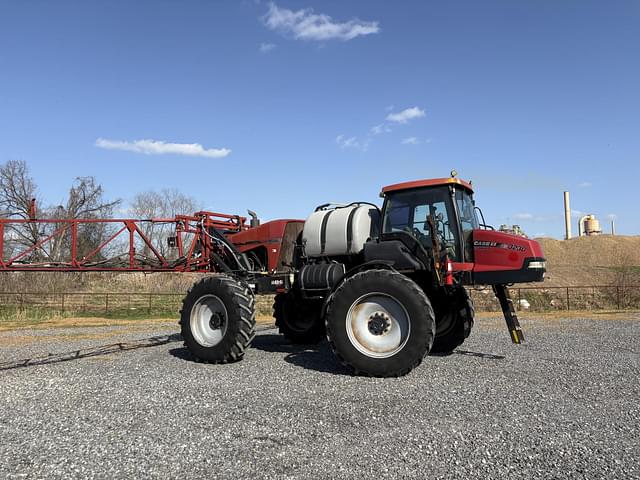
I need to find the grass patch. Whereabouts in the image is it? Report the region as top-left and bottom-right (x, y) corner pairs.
(0, 301), (275, 332)
(0, 316), (175, 332)
(72, 309), (178, 320)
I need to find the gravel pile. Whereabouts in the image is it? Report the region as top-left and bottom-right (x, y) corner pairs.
(1, 316), (638, 479)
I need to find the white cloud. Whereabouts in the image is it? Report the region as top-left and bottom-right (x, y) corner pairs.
(336, 134), (368, 151)
(259, 42), (276, 53)
(263, 3), (379, 41)
(579, 181), (592, 188)
(513, 212), (534, 220)
(607, 213), (617, 220)
(386, 106), (425, 124)
(337, 106), (429, 152)
(571, 209), (584, 218)
(95, 138), (231, 158)
(370, 123), (391, 135)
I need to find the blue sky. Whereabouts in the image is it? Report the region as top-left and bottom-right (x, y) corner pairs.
(0, 1), (638, 238)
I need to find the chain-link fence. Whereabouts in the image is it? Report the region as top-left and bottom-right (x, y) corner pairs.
(0, 291), (276, 320)
(470, 285), (640, 312)
(0, 285), (638, 321)
(0, 292), (184, 320)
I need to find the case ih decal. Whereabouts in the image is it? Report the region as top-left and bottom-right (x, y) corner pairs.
(473, 240), (527, 252)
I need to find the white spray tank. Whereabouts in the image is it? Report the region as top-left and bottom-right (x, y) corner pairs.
(302, 203), (380, 257)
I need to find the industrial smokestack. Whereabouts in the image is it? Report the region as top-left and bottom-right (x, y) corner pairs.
(611, 220), (615, 236)
(563, 191), (572, 240)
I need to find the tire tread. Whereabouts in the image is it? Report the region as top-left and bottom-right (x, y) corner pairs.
(325, 269), (436, 377)
(179, 274), (256, 363)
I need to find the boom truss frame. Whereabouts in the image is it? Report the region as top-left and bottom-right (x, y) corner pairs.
(0, 211), (249, 273)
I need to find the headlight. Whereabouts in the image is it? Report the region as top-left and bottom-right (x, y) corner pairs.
(528, 261), (546, 269)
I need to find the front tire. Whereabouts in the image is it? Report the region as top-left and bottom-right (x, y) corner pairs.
(431, 288), (475, 354)
(325, 269), (435, 377)
(180, 275), (255, 363)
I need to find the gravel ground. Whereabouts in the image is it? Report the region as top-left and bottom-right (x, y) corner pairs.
(0, 315), (639, 479)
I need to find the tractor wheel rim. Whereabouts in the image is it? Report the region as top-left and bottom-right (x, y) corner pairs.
(346, 293), (410, 359)
(190, 294), (228, 347)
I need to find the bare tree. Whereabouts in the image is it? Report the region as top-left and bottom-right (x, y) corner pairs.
(0, 160), (39, 217)
(49, 177), (121, 261)
(0, 160), (43, 259)
(131, 189), (198, 219)
(0, 160), (121, 263)
(130, 189), (199, 257)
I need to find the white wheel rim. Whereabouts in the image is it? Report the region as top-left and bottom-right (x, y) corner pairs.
(190, 294), (228, 347)
(346, 292), (411, 358)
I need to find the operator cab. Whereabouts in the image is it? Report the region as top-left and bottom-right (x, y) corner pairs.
(380, 176), (477, 264)
(378, 175), (545, 284)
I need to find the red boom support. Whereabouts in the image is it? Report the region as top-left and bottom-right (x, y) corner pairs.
(0, 211), (249, 273)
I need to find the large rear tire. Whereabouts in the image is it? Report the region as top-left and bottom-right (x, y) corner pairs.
(180, 275), (255, 363)
(274, 292), (325, 344)
(430, 288), (474, 354)
(325, 269), (435, 377)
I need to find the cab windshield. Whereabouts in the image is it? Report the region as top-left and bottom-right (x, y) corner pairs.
(382, 185), (477, 262)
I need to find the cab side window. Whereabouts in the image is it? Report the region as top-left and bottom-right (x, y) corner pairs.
(384, 202), (410, 232)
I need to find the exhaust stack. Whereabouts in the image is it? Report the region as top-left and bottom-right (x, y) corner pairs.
(247, 210), (260, 228)
(563, 191), (572, 240)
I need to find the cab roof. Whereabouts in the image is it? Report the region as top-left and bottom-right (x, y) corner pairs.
(381, 177), (474, 195)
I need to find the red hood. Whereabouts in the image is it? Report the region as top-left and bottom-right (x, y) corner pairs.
(472, 229), (545, 273)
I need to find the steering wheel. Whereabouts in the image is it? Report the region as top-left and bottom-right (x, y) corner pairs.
(407, 227), (430, 246)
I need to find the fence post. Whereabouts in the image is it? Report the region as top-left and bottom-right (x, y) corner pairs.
(566, 287), (570, 311)
(105, 294), (109, 315)
(148, 294), (152, 315)
(61, 293), (65, 315)
(20, 293), (24, 312)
